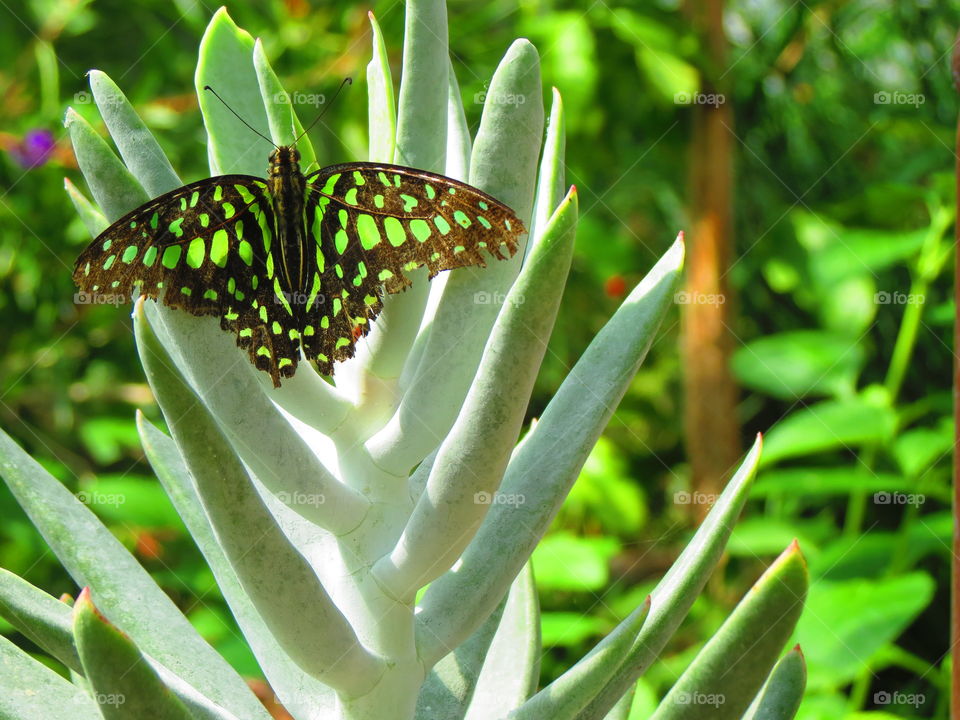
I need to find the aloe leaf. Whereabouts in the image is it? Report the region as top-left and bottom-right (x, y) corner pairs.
(603, 686), (636, 720)
(0, 568), (259, 720)
(64, 177), (107, 235)
(417, 238), (683, 666)
(196, 7), (270, 176)
(0, 429), (271, 720)
(389, 57), (471, 398)
(741, 646), (806, 720)
(463, 563), (540, 719)
(138, 416), (337, 720)
(579, 437), (765, 720)
(649, 542), (808, 720)
(529, 87), (566, 244)
(393, 0), (448, 171)
(510, 596), (651, 719)
(366, 10), (396, 165)
(347, 0), (448, 387)
(88, 70), (181, 196)
(375, 187), (576, 600)
(0, 567), (81, 672)
(414, 592), (507, 719)
(0, 634), (99, 719)
(73, 588), (194, 720)
(445, 60), (471, 182)
(368, 38), (545, 476)
(65, 107), (147, 219)
(135, 301), (382, 696)
(253, 38), (317, 170)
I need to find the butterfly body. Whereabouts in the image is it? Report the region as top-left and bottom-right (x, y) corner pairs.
(74, 147), (524, 386)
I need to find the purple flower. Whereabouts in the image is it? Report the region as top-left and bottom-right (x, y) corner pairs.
(10, 129), (55, 168)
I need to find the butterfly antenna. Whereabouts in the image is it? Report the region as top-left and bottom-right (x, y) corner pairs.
(203, 85), (279, 149)
(293, 77), (352, 144)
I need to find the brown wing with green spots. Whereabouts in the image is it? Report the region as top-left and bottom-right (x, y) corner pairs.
(72, 175), (302, 386)
(307, 162), (525, 290)
(298, 162), (526, 372)
(298, 189), (382, 373)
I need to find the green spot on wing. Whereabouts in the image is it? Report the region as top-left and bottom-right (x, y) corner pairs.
(434, 216), (451, 235)
(335, 229), (349, 255)
(239, 240), (253, 266)
(161, 246), (181, 269)
(210, 229), (229, 268)
(187, 238), (205, 269)
(409, 219), (431, 243)
(357, 214), (381, 250)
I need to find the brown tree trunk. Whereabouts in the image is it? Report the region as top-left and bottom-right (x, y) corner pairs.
(681, 0), (742, 520)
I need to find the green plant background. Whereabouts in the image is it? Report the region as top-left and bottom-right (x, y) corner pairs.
(0, 1), (953, 718)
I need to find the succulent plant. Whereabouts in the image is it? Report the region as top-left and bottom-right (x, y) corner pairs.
(0, 4), (808, 719)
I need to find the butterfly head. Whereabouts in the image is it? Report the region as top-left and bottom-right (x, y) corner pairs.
(268, 146), (301, 174)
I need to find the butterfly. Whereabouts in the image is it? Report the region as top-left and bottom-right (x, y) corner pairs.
(73, 143), (524, 387)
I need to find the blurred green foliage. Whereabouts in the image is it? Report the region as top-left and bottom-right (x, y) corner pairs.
(0, 1), (955, 718)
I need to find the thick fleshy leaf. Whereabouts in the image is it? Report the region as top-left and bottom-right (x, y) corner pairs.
(529, 87), (566, 245)
(742, 646), (806, 720)
(463, 563), (540, 720)
(417, 238), (683, 666)
(0, 429), (271, 720)
(578, 437), (763, 719)
(511, 596), (651, 719)
(135, 301), (382, 697)
(0, 568), (263, 720)
(345, 0), (450, 387)
(0, 634), (99, 719)
(648, 542), (808, 720)
(73, 588), (194, 720)
(65, 107), (147, 220)
(64, 177), (108, 235)
(445, 60), (471, 182)
(138, 416), (337, 720)
(603, 686), (637, 720)
(0, 567), (80, 672)
(375, 187), (576, 600)
(89, 70), (181, 196)
(368, 38), (545, 475)
(414, 591), (508, 719)
(196, 7), (270, 176)
(253, 38), (317, 170)
(394, 57), (472, 393)
(366, 10), (396, 165)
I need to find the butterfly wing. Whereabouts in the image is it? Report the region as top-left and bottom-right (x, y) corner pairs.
(299, 162), (525, 370)
(73, 175), (301, 386)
